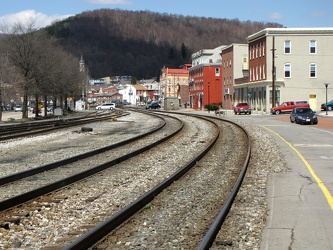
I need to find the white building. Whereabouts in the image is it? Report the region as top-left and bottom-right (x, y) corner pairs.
(117, 84), (137, 104)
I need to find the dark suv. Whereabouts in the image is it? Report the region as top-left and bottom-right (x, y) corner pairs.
(146, 102), (161, 109)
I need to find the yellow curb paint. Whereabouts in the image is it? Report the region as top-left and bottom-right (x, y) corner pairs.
(262, 125), (333, 211)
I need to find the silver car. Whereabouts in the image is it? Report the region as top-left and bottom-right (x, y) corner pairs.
(14, 105), (22, 112)
(95, 103), (115, 110)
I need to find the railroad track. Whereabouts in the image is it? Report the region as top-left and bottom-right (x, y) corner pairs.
(0, 111), (250, 249)
(0, 110), (128, 141)
(0, 112), (182, 211)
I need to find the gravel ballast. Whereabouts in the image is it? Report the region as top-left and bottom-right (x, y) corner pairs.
(0, 111), (289, 249)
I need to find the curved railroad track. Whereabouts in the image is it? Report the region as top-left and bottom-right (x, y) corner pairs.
(0, 112), (182, 211)
(0, 110), (128, 141)
(64, 112), (250, 250)
(0, 111), (250, 249)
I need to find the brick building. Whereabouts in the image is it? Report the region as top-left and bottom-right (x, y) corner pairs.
(189, 46), (224, 110)
(234, 27), (333, 113)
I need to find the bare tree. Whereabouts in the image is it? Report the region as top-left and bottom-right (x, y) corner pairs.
(0, 52), (9, 121)
(0, 21), (84, 119)
(0, 22), (47, 118)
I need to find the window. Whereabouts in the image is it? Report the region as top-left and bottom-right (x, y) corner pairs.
(215, 67), (220, 76)
(256, 66), (258, 80)
(310, 40), (316, 54)
(284, 40), (291, 54)
(310, 63), (316, 78)
(256, 44), (258, 58)
(284, 63), (291, 78)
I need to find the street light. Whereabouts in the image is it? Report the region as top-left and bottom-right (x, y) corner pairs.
(324, 83), (329, 115)
(208, 82), (210, 113)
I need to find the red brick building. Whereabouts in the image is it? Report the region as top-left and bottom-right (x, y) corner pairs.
(189, 65), (222, 110)
(221, 44), (249, 109)
(189, 46), (225, 110)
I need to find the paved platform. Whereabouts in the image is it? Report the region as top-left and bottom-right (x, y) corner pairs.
(178, 108), (333, 249)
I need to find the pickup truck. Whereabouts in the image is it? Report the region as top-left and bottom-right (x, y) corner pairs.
(234, 102), (251, 115)
(271, 100), (309, 115)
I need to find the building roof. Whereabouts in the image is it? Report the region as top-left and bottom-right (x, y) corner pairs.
(133, 84), (147, 90)
(247, 27), (333, 42)
(221, 43), (248, 52)
(167, 68), (189, 75)
(139, 78), (157, 84)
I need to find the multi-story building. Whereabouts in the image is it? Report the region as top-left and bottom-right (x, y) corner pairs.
(189, 46), (225, 110)
(133, 84), (148, 104)
(234, 28), (333, 113)
(221, 43), (249, 109)
(139, 78), (160, 103)
(160, 65), (190, 107)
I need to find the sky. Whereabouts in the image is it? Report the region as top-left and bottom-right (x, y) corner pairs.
(0, 0), (332, 29)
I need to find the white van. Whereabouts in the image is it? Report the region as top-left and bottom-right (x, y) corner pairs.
(95, 103), (115, 110)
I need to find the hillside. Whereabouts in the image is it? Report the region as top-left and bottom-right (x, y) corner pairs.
(46, 9), (283, 79)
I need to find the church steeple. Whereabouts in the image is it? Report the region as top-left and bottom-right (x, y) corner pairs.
(79, 54), (85, 72)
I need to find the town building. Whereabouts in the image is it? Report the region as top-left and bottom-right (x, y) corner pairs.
(220, 44), (249, 110)
(160, 65), (191, 109)
(133, 84), (148, 105)
(138, 78), (160, 103)
(95, 85), (122, 104)
(233, 27), (333, 113)
(189, 46), (225, 110)
(117, 84), (136, 104)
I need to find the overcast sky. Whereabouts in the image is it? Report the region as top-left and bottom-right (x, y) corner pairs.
(1, 0), (332, 29)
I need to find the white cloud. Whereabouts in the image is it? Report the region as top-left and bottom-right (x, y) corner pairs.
(309, 11), (325, 17)
(86, 0), (131, 4)
(0, 10), (73, 29)
(268, 12), (283, 20)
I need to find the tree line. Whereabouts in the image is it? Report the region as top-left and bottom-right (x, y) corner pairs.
(0, 22), (85, 121)
(47, 9), (282, 79)
(0, 9), (282, 121)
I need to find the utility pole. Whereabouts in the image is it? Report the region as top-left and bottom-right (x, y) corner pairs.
(271, 36), (276, 108)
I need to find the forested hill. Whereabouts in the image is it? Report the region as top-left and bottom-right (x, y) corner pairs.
(46, 9), (283, 79)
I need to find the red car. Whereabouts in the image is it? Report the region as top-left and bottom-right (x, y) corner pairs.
(234, 102), (251, 115)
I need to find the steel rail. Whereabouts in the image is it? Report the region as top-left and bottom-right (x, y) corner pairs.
(0, 111), (127, 141)
(119, 109), (252, 249)
(0, 113), (165, 186)
(62, 115), (220, 250)
(0, 113), (183, 212)
(196, 116), (251, 250)
(141, 110), (252, 249)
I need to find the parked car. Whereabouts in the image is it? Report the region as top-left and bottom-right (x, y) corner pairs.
(95, 103), (115, 110)
(47, 105), (53, 112)
(1, 105), (10, 111)
(321, 99), (333, 111)
(146, 102), (161, 110)
(290, 107), (318, 125)
(234, 102), (251, 115)
(14, 105), (22, 112)
(271, 100), (309, 115)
